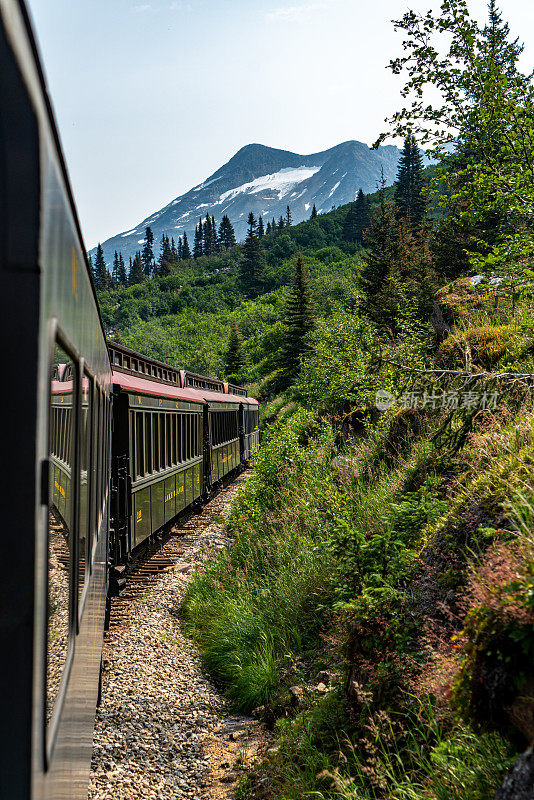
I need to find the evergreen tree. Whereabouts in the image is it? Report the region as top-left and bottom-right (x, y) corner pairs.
(202, 214), (218, 255)
(117, 252), (127, 286)
(88, 254), (93, 275)
(377, 223), (436, 332)
(286, 205), (292, 226)
(93, 243), (109, 290)
(342, 189), (371, 244)
(483, 0), (525, 79)
(278, 253), (314, 386)
(112, 250), (120, 286)
(394, 134), (426, 229)
(181, 232), (191, 260)
(193, 220), (203, 258)
(158, 234), (173, 274)
(278, 216), (285, 230)
(240, 212), (264, 297)
(177, 237), (183, 261)
(266, 221), (272, 235)
(224, 319), (244, 378)
(272, 217), (277, 233)
(141, 226), (155, 276)
(311, 204), (318, 219)
(361, 173), (398, 312)
(129, 251), (145, 285)
(258, 215), (265, 237)
(218, 215), (236, 249)
(171, 237), (177, 261)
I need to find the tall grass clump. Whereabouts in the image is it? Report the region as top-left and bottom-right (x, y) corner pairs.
(182, 410), (339, 711)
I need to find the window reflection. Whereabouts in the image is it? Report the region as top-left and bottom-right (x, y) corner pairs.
(47, 343), (73, 725)
(78, 374), (91, 609)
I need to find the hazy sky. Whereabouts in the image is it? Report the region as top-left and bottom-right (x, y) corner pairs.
(26, 0), (534, 250)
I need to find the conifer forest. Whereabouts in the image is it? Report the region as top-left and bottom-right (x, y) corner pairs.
(94, 2), (534, 796)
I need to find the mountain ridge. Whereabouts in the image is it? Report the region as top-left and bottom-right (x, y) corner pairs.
(91, 140), (403, 265)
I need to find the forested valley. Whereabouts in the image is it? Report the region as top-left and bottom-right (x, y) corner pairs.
(96, 2), (534, 797)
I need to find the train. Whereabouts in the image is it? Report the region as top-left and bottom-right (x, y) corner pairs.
(0, 2), (259, 798)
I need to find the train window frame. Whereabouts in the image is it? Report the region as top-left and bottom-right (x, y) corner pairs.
(77, 366), (92, 623)
(45, 329), (80, 765)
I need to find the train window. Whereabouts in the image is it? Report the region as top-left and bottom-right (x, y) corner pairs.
(47, 341), (75, 728)
(178, 415), (183, 463)
(171, 415), (177, 464)
(136, 412), (144, 478)
(153, 414), (160, 472)
(78, 373), (91, 610)
(145, 414), (153, 474)
(160, 414), (166, 469)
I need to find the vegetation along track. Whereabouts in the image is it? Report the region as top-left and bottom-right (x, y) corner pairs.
(89, 469), (267, 800)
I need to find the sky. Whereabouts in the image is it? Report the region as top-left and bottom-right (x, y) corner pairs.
(26, 0), (534, 250)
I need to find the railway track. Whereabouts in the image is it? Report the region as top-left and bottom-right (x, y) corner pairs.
(106, 470), (248, 632)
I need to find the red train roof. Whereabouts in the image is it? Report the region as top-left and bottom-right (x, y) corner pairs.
(112, 371), (205, 404)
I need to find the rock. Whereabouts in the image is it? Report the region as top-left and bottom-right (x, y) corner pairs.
(492, 748), (534, 800)
(229, 729), (247, 741)
(289, 686), (304, 707)
(314, 671), (331, 685)
(252, 705), (265, 719)
(315, 682), (328, 693)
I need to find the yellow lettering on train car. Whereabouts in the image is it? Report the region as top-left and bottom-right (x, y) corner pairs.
(165, 490), (176, 502)
(136, 509), (142, 522)
(178, 485), (184, 493)
(138, 396), (142, 404)
(159, 399), (162, 406)
(72, 248), (78, 301)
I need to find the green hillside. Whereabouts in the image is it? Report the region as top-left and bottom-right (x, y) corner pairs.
(97, 4), (534, 797)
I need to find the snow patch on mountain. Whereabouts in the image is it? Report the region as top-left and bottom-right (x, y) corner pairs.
(219, 166), (321, 204)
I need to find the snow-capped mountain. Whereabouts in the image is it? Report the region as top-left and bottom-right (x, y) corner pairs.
(91, 141), (402, 265)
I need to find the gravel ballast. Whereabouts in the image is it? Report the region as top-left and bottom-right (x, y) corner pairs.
(89, 472), (266, 800)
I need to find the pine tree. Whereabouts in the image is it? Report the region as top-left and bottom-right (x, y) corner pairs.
(278, 216), (285, 230)
(278, 253), (313, 386)
(394, 134), (426, 229)
(112, 250), (120, 286)
(88, 254), (93, 274)
(129, 251), (145, 285)
(218, 215), (236, 249)
(117, 252), (127, 285)
(272, 217), (277, 233)
(483, 0), (525, 79)
(224, 319), (244, 378)
(211, 216), (219, 251)
(361, 174), (398, 316)
(311, 204), (318, 219)
(177, 237), (183, 261)
(342, 189), (371, 244)
(182, 232), (191, 260)
(266, 221), (272, 235)
(286, 205), (292, 226)
(93, 243), (109, 290)
(193, 220), (203, 259)
(258, 215), (264, 237)
(240, 212), (264, 297)
(158, 234), (173, 274)
(141, 226), (155, 276)
(171, 237), (177, 262)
